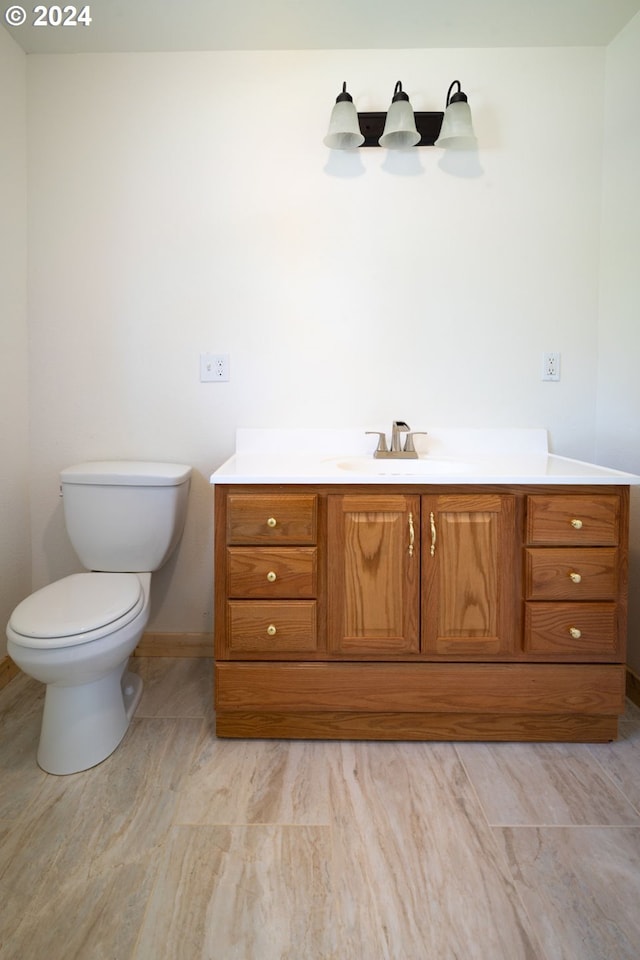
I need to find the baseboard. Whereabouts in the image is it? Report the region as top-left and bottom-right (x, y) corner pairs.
(0, 655), (19, 691)
(0, 635), (211, 687)
(134, 632), (212, 658)
(626, 666), (640, 708)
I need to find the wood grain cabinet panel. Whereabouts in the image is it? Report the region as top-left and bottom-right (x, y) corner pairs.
(227, 601), (317, 654)
(422, 493), (520, 657)
(527, 494), (619, 545)
(525, 547), (618, 600)
(327, 494), (420, 655)
(227, 494), (317, 544)
(216, 661), (623, 715)
(524, 602), (620, 659)
(227, 547), (317, 598)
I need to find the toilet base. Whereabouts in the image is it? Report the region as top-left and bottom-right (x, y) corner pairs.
(37, 663), (143, 775)
(122, 669), (144, 721)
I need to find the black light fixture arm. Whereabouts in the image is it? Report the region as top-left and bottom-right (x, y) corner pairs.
(335, 81), (354, 104)
(391, 80), (410, 103)
(445, 80), (468, 105)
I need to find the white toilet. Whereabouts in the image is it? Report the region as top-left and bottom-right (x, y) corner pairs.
(6, 460), (192, 775)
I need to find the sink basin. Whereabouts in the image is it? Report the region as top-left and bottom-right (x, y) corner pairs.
(333, 457), (474, 476)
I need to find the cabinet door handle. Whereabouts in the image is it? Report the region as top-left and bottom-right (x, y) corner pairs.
(267, 517), (277, 528)
(408, 512), (415, 557)
(267, 624), (277, 636)
(570, 518), (583, 529)
(266, 571), (277, 582)
(569, 626), (582, 639)
(429, 511), (437, 557)
(569, 571), (582, 584)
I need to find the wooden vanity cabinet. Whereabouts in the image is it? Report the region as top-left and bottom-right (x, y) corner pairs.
(214, 484), (629, 742)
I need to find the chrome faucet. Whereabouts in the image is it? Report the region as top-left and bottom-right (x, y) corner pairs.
(366, 421), (427, 459)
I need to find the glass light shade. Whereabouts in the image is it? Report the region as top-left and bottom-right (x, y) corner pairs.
(323, 99), (364, 150)
(379, 98), (420, 149)
(434, 100), (477, 149)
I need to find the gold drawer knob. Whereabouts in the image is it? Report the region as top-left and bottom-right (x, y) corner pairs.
(267, 624), (277, 637)
(570, 518), (583, 529)
(266, 571), (277, 583)
(267, 517), (277, 528)
(569, 571), (582, 584)
(569, 626), (582, 640)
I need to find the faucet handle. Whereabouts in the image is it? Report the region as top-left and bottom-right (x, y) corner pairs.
(366, 431), (389, 454)
(404, 431), (428, 453)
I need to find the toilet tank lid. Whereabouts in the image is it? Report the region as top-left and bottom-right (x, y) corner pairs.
(60, 461), (192, 486)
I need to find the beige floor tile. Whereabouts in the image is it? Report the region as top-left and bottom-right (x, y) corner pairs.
(0, 673), (48, 820)
(176, 734), (335, 826)
(130, 656), (213, 718)
(456, 741), (640, 826)
(327, 741), (543, 960)
(0, 716), (201, 936)
(587, 708), (640, 814)
(133, 824), (336, 960)
(495, 826), (640, 960)
(1, 855), (159, 960)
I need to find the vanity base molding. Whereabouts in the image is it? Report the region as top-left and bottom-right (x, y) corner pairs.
(215, 711), (618, 743)
(215, 661), (624, 743)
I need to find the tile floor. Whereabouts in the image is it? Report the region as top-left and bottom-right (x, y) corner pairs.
(1, 658), (639, 960)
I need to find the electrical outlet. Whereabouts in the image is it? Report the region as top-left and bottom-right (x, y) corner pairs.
(541, 351), (560, 381)
(200, 353), (230, 382)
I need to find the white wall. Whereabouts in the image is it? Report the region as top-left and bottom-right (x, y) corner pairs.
(26, 46), (607, 637)
(598, 12), (640, 671)
(0, 28), (29, 658)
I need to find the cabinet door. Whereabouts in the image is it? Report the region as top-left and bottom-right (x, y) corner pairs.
(327, 494), (420, 655)
(422, 494), (519, 658)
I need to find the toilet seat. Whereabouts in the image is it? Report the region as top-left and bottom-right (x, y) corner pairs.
(8, 573), (145, 649)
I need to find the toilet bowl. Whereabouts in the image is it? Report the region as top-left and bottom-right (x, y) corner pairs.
(7, 572), (151, 775)
(6, 460), (191, 775)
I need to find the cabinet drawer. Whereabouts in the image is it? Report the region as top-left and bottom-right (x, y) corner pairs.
(227, 601), (317, 654)
(524, 548), (618, 600)
(227, 547), (317, 598)
(227, 495), (317, 544)
(526, 495), (619, 546)
(524, 602), (619, 658)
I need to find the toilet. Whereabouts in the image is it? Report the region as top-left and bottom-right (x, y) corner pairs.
(6, 460), (192, 775)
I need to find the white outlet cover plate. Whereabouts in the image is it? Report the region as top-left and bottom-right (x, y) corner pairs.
(200, 353), (229, 382)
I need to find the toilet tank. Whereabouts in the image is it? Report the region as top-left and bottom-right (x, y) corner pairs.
(60, 461), (192, 572)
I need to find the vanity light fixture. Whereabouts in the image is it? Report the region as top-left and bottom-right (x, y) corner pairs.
(378, 81), (420, 148)
(324, 79), (476, 150)
(434, 80), (477, 149)
(323, 82), (365, 149)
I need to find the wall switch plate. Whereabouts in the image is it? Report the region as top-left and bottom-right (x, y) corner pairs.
(200, 353), (229, 382)
(541, 351), (561, 381)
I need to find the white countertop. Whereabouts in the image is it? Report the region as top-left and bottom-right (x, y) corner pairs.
(210, 429), (640, 486)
